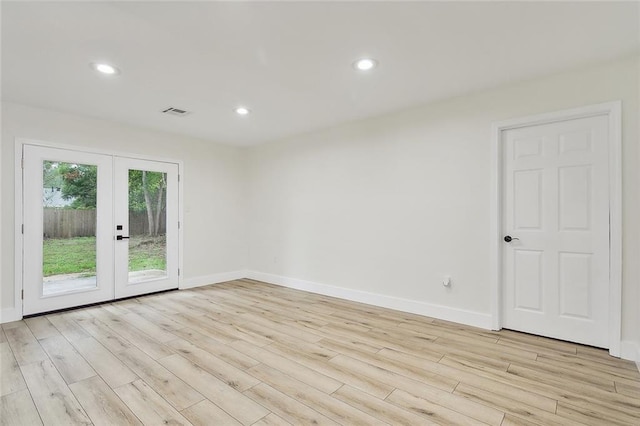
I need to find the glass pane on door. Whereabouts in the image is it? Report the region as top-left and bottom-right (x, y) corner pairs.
(127, 169), (168, 284)
(42, 161), (98, 296)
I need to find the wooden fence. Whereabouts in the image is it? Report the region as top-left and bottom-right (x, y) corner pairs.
(43, 208), (166, 238)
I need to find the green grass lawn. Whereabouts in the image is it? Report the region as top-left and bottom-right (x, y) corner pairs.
(43, 235), (166, 277)
(43, 237), (97, 276)
(129, 235), (167, 272)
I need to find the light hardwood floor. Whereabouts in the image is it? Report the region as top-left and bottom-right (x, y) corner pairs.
(1, 279), (639, 425)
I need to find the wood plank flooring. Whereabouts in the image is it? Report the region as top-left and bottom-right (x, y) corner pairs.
(1, 279), (639, 425)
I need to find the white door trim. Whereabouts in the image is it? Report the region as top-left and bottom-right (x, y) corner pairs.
(13, 138), (184, 320)
(490, 101), (622, 356)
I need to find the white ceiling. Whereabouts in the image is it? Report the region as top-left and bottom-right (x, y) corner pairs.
(2, 1), (638, 146)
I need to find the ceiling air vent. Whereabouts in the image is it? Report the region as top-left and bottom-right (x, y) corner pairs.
(161, 107), (191, 116)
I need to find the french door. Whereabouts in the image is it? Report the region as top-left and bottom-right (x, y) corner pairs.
(23, 145), (179, 315)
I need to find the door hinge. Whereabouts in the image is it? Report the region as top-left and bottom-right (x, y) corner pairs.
(21, 158), (24, 169)
(21, 290), (24, 300)
(178, 268), (180, 276)
(178, 174), (180, 182)
(178, 221), (180, 229)
(21, 224), (24, 234)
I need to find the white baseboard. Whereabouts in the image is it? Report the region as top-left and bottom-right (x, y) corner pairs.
(246, 270), (493, 330)
(180, 270), (248, 289)
(0, 307), (21, 324)
(620, 340), (640, 367)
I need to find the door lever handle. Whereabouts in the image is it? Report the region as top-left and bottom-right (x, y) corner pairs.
(116, 235), (130, 241)
(504, 235), (519, 243)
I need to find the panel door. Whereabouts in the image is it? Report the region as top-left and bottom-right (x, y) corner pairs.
(502, 115), (610, 347)
(23, 145), (114, 315)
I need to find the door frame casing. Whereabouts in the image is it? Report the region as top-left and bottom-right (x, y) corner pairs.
(489, 101), (622, 356)
(14, 138), (184, 320)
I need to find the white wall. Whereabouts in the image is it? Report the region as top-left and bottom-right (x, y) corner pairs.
(1, 102), (247, 321)
(246, 56), (640, 347)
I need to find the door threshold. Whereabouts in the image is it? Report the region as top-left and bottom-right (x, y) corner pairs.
(23, 288), (178, 318)
(501, 328), (609, 351)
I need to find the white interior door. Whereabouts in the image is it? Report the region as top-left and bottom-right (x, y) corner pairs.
(23, 146), (114, 315)
(23, 145), (180, 315)
(502, 114), (610, 347)
(114, 157), (179, 298)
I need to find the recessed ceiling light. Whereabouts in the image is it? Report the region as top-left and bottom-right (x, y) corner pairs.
(90, 62), (120, 75)
(235, 106), (250, 116)
(353, 58), (378, 71)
